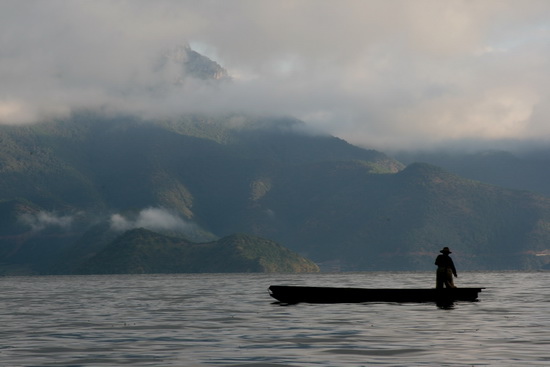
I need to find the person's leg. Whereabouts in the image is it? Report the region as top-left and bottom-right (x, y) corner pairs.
(436, 269), (444, 289)
(445, 269), (456, 288)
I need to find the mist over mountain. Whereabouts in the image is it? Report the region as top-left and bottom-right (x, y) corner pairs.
(161, 44), (230, 83)
(1, 46), (550, 274)
(1, 111), (550, 274)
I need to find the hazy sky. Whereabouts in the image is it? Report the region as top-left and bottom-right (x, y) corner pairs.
(1, 0), (550, 150)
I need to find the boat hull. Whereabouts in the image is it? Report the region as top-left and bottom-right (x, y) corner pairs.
(268, 285), (484, 304)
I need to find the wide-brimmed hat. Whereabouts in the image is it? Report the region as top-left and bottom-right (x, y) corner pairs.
(440, 247), (452, 254)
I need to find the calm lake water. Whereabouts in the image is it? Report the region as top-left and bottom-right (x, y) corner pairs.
(0, 271), (549, 366)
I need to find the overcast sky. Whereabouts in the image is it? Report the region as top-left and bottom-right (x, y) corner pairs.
(1, 0), (550, 150)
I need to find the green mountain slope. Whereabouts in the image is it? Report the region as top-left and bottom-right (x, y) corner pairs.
(243, 162), (550, 270)
(1, 115), (549, 273)
(396, 149), (550, 197)
(76, 229), (319, 274)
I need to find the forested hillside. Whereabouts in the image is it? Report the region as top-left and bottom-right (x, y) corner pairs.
(74, 229), (319, 274)
(1, 114), (549, 273)
(396, 149), (550, 197)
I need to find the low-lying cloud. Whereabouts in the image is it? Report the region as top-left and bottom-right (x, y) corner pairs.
(17, 207), (209, 242)
(19, 211), (75, 232)
(2, 1), (550, 150)
(109, 207), (196, 233)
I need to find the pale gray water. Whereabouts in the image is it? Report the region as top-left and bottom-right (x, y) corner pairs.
(0, 272), (549, 366)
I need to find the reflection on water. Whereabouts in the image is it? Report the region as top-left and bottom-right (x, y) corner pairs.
(0, 272), (549, 366)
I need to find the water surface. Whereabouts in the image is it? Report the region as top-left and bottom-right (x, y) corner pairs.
(1, 272), (548, 366)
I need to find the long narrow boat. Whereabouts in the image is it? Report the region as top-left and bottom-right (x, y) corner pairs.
(268, 285), (485, 304)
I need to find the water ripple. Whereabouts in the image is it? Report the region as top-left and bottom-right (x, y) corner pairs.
(0, 272), (549, 366)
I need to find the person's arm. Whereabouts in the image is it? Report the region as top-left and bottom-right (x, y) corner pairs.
(450, 259), (457, 277)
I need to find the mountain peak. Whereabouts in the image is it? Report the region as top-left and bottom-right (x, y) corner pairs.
(162, 44), (230, 82)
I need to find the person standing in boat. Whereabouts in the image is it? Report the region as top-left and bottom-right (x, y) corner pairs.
(435, 247), (457, 288)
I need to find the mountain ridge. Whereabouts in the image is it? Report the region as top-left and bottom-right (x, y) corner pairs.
(75, 228), (319, 274)
(1, 115), (549, 273)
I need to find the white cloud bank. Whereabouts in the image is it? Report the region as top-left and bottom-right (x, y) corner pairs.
(1, 0), (550, 150)
(110, 207), (195, 233)
(17, 207), (208, 241)
(19, 211), (74, 232)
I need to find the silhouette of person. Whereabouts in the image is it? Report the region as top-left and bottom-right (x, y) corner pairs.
(435, 247), (457, 289)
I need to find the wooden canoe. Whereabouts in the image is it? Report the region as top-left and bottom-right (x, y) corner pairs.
(268, 285), (485, 304)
